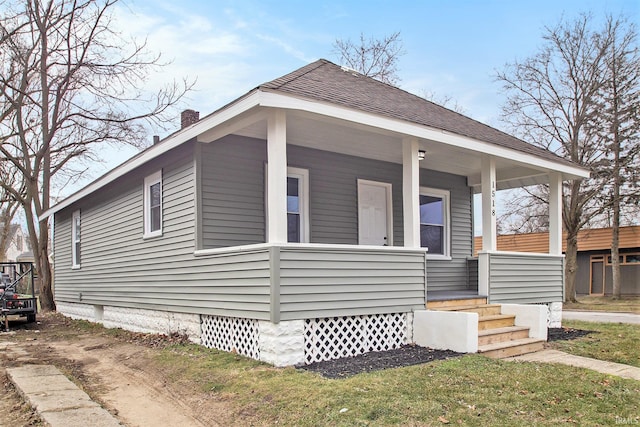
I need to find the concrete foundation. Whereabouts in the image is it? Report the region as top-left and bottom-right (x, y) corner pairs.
(258, 320), (305, 367)
(56, 302), (201, 342)
(548, 302), (563, 328)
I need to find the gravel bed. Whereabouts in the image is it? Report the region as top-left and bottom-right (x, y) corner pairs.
(299, 326), (594, 378)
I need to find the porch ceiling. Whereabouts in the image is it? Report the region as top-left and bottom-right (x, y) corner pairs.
(225, 109), (551, 191)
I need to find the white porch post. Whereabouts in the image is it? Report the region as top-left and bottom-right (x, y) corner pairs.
(548, 172), (563, 255)
(402, 137), (420, 248)
(479, 156), (497, 298)
(481, 156), (497, 251)
(266, 110), (288, 243)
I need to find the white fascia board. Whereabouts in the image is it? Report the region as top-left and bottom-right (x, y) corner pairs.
(258, 91), (590, 179)
(41, 91), (262, 219)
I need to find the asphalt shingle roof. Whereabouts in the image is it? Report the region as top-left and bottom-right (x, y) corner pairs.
(260, 59), (574, 167)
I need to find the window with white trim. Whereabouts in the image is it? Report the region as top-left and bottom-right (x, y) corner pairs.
(144, 171), (163, 238)
(419, 187), (450, 258)
(286, 167), (309, 243)
(72, 210), (81, 268)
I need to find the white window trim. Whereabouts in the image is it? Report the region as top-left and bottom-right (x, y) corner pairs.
(72, 209), (81, 269)
(143, 170), (163, 239)
(265, 166), (310, 243)
(420, 186), (451, 260)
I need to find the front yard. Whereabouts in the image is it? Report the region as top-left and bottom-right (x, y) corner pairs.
(1, 313), (638, 426)
(549, 320), (640, 368)
(155, 344), (638, 426)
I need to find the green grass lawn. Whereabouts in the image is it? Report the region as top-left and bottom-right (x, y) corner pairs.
(564, 295), (640, 313)
(550, 320), (640, 368)
(154, 345), (640, 426)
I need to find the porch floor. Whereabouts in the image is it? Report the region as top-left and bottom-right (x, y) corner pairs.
(426, 290), (484, 301)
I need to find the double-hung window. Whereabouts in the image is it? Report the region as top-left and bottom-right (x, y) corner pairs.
(144, 171), (163, 238)
(419, 187), (450, 258)
(286, 167), (309, 243)
(72, 210), (81, 268)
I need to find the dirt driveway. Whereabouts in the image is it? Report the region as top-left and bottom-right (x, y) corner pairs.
(0, 313), (232, 427)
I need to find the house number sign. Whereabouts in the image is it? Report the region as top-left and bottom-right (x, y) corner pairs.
(491, 180), (496, 217)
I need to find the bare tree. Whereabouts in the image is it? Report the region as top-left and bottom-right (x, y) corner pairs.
(333, 31), (405, 85)
(497, 187), (550, 234)
(496, 14), (623, 302)
(422, 90), (467, 114)
(0, 0), (192, 310)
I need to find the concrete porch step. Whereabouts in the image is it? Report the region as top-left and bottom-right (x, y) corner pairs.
(478, 314), (516, 330)
(478, 337), (546, 359)
(426, 297), (488, 310)
(436, 304), (502, 316)
(478, 326), (531, 346)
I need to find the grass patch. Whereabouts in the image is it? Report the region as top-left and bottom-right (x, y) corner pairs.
(550, 320), (640, 368)
(564, 295), (640, 313)
(153, 345), (640, 426)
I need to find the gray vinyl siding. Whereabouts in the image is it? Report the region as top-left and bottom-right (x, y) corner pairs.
(54, 135), (473, 319)
(487, 253), (564, 303)
(420, 169), (474, 291)
(277, 246), (427, 320)
(200, 136), (267, 248)
(467, 257), (479, 291)
(53, 143), (272, 319)
(199, 139), (407, 248)
(287, 145), (405, 246)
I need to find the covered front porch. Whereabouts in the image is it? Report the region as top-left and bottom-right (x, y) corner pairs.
(196, 102), (578, 309)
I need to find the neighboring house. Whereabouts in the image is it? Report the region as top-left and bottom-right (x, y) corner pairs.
(474, 226), (640, 296)
(0, 224), (28, 263)
(42, 59), (589, 366)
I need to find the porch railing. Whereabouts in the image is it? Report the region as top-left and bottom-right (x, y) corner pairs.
(477, 251), (564, 304)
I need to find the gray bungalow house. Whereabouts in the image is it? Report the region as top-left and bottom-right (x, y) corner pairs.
(43, 60), (589, 366)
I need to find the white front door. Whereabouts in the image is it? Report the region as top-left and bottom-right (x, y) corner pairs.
(358, 180), (392, 246)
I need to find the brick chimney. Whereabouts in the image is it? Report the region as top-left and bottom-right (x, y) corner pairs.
(181, 109), (200, 129)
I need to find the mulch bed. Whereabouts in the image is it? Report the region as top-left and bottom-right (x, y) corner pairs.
(298, 345), (461, 378)
(299, 326), (594, 378)
(548, 326), (594, 341)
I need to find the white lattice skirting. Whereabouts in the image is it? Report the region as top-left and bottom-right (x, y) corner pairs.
(201, 315), (261, 360)
(303, 313), (409, 364)
(200, 312), (410, 366)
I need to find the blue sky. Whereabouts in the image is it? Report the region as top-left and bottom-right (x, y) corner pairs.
(115, 0), (637, 129)
(68, 0), (639, 232)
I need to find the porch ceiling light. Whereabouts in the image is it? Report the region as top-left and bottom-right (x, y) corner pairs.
(418, 150), (426, 161)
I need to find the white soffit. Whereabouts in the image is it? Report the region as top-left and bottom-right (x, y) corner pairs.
(257, 90), (589, 180)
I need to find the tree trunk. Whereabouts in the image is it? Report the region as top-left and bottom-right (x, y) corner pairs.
(610, 48), (622, 300)
(37, 218), (55, 311)
(22, 198), (55, 311)
(564, 232), (579, 303)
